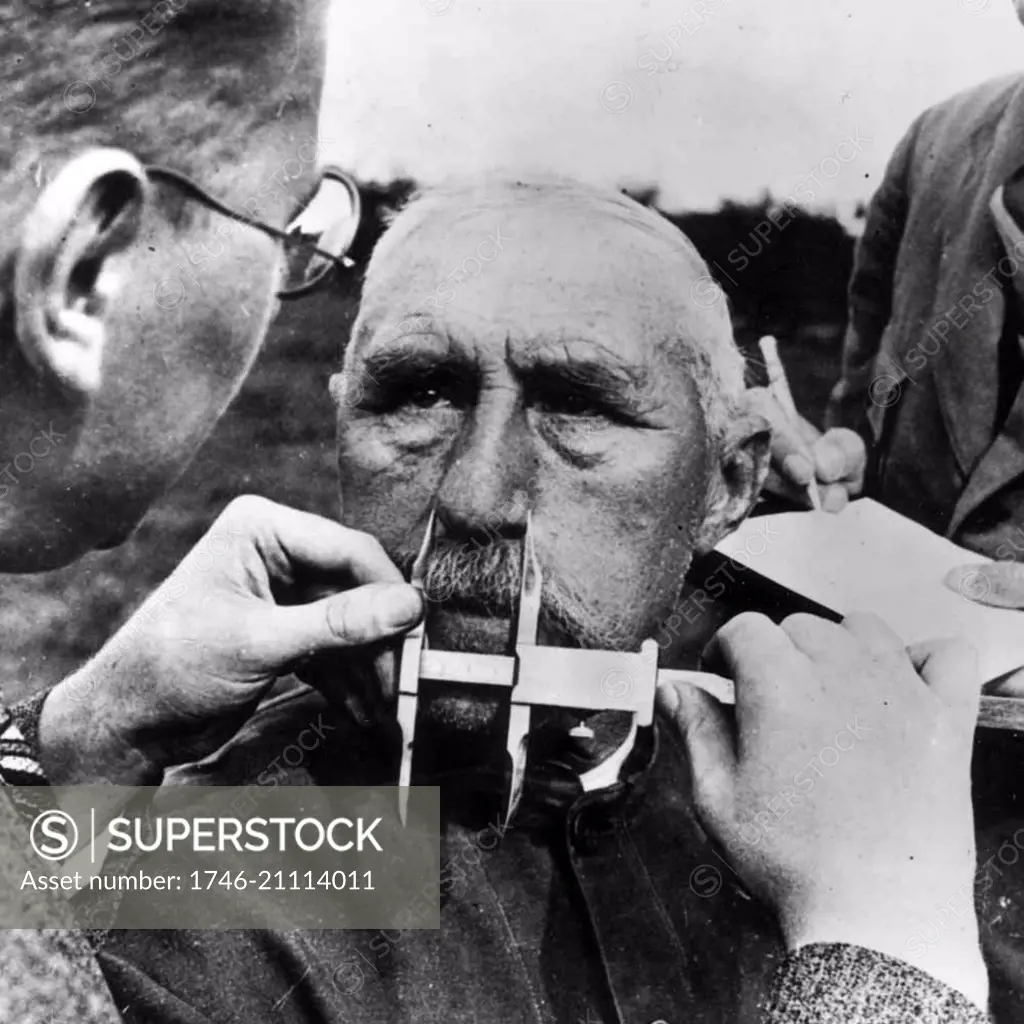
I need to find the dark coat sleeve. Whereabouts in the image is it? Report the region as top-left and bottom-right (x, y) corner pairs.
(825, 115), (922, 440)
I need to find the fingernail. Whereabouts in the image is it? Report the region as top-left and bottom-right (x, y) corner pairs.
(783, 452), (813, 483)
(376, 659), (397, 706)
(822, 485), (847, 514)
(381, 586), (423, 630)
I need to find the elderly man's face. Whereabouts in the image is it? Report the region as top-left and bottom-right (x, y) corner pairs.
(336, 194), (760, 689)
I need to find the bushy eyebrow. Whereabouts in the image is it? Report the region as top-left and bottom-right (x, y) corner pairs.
(510, 337), (658, 410)
(354, 333), (659, 414)
(356, 333), (472, 386)
(518, 346), (652, 394)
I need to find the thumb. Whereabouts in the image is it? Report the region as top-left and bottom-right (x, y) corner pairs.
(658, 681), (737, 822)
(248, 582), (424, 664)
(812, 427), (866, 484)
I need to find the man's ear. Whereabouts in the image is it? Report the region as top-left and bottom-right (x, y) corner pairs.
(14, 148), (149, 397)
(691, 392), (772, 555)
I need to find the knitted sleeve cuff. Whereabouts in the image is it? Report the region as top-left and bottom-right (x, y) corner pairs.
(762, 943), (992, 1024)
(1, 690), (50, 786)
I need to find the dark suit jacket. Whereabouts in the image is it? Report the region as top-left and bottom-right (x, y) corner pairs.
(827, 73), (1024, 559)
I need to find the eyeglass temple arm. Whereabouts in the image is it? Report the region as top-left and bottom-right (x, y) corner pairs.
(144, 165), (354, 268)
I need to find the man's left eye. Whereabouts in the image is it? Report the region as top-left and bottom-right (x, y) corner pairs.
(363, 375), (468, 416)
(407, 387), (447, 409)
(535, 391), (608, 419)
(553, 393), (603, 417)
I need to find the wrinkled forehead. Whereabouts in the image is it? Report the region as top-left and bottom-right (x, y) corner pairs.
(352, 184), (725, 365)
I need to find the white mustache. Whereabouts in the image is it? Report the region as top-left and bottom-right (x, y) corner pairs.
(398, 540), (637, 650)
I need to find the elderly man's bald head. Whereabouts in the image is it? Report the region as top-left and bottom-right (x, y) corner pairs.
(353, 179), (746, 455)
(335, 177), (768, 684)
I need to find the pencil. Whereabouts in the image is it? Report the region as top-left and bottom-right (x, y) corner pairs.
(759, 335), (822, 512)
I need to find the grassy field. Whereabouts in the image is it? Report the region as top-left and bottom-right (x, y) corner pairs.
(0, 198), (850, 704)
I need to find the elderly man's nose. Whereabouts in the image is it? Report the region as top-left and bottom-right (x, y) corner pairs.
(436, 429), (532, 541)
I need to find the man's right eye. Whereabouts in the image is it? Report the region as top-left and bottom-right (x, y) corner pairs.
(406, 387), (447, 409)
(369, 378), (468, 416)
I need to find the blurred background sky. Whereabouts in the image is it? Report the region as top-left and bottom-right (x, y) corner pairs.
(320, 0), (1024, 229)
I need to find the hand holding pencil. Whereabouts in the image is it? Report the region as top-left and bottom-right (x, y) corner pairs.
(757, 335), (868, 514)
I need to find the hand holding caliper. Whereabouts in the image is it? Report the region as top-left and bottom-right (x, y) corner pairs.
(394, 513), (1019, 827)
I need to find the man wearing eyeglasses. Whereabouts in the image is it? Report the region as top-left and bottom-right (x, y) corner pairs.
(0, 2), (421, 1021)
(0, 2), (413, 780)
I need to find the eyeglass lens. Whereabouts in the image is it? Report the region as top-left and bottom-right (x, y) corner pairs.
(282, 172), (361, 294)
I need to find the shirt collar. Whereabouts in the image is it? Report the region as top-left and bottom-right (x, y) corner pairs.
(578, 717), (639, 792)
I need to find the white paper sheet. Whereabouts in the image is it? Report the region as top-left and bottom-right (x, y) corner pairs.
(715, 498), (1024, 683)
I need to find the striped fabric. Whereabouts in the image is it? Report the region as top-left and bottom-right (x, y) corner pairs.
(0, 693), (52, 822)
(0, 700), (47, 786)
(0, 692), (52, 819)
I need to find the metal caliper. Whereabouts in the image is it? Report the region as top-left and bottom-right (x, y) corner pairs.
(394, 510), (734, 827)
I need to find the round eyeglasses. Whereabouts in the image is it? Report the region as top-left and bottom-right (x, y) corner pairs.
(144, 164), (362, 300)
